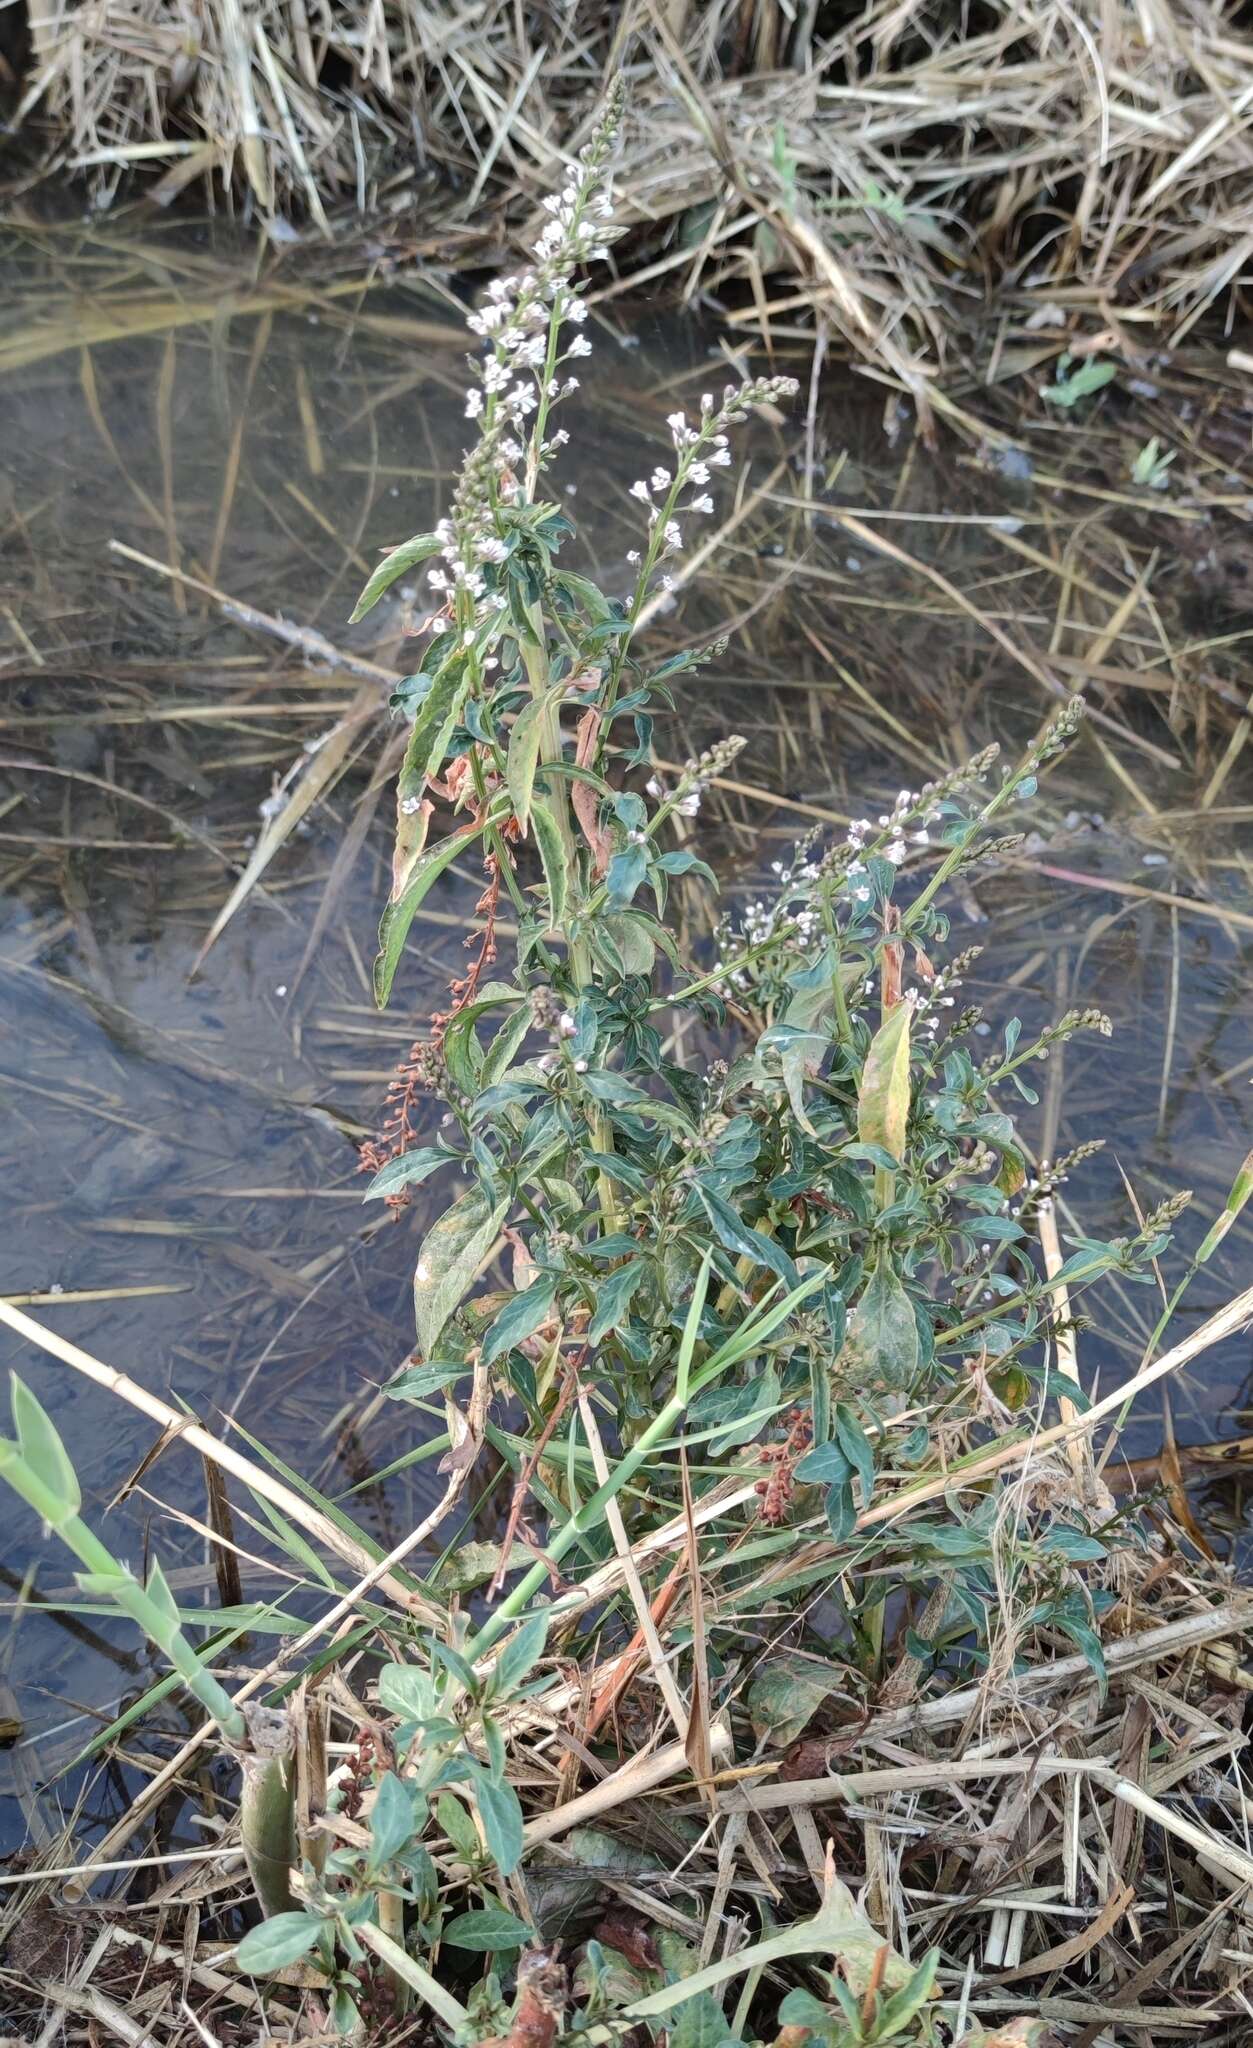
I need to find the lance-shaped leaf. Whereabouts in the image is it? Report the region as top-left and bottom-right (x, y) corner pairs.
(506, 694), (552, 838)
(414, 1191), (509, 1358)
(530, 797), (567, 930)
(11, 1376), (79, 1521)
(350, 532), (441, 622)
(858, 1001), (912, 1163)
(375, 816), (493, 1009)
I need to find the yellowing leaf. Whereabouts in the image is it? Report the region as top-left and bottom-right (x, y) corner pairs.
(858, 1002), (911, 1162)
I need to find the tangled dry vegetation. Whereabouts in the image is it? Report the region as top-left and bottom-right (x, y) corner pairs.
(7, 0), (1253, 386)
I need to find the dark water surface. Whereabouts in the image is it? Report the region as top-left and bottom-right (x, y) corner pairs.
(1, 212), (1251, 1857)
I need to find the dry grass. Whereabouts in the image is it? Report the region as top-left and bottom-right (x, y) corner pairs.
(8, 0), (1253, 381)
(3, 1294), (1253, 2043)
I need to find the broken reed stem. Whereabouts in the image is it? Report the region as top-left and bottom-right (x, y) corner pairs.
(1036, 1195), (1091, 1485)
(237, 1706), (299, 1918)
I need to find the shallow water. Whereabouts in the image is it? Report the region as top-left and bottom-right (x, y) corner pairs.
(1, 211), (1251, 1858)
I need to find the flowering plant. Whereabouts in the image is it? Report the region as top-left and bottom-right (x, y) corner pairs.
(353, 91), (1189, 1664)
(0, 87), (1210, 2041)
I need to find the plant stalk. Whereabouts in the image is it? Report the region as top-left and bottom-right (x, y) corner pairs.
(237, 1703), (298, 1918)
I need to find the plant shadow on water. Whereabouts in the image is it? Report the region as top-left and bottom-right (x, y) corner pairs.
(0, 210), (1251, 1862)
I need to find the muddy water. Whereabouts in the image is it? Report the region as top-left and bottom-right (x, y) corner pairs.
(1, 214), (1251, 1857)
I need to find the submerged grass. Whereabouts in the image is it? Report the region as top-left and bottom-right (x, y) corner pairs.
(1, 86), (1253, 2048)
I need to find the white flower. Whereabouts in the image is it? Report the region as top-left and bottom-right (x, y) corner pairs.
(677, 791), (702, 817)
(650, 468), (671, 492)
(690, 494), (714, 515)
(645, 776), (663, 797)
(566, 295), (588, 321)
(464, 388), (483, 419)
(629, 480), (651, 503)
(567, 333), (592, 357)
(427, 568), (448, 591)
(426, 616), (448, 635)
(626, 549), (641, 564)
(666, 411), (688, 437)
(689, 461), (710, 483)
(664, 520), (683, 551)
(710, 446), (732, 466)
(557, 1011), (577, 1037)
(885, 840), (907, 865)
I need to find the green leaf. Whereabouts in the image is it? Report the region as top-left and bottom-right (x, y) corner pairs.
(414, 1191), (508, 1358)
(11, 1378), (80, 1516)
(494, 1612), (548, 1698)
(858, 1003), (911, 1163)
(1041, 1524), (1107, 1563)
(834, 1401), (875, 1507)
(480, 1006), (533, 1091)
(1197, 1144), (1253, 1262)
(253, 1496), (337, 1590)
(1041, 359), (1117, 408)
(386, 1361), (465, 1403)
(482, 1276), (557, 1366)
(531, 798), (568, 930)
(875, 1948), (940, 2032)
(825, 1479), (856, 1540)
(475, 1774), (525, 1876)
(587, 1259), (645, 1342)
(368, 1771), (416, 1871)
(442, 1906), (532, 1952)
(795, 1440), (851, 1487)
(437, 1790), (482, 1863)
(378, 1664), (438, 1723)
(606, 843), (649, 907)
(669, 1989), (743, 2048)
(429, 1638), (478, 1693)
(363, 1147), (449, 1201)
(331, 1986), (360, 2033)
(855, 1255), (919, 1391)
(1052, 1609), (1108, 1688)
(236, 1911), (325, 1974)
(375, 818), (489, 1008)
(777, 1990), (831, 2028)
(747, 1649), (838, 1745)
(143, 1558), (181, 1632)
(506, 697), (549, 838)
(696, 1187), (798, 1291)
(349, 532), (441, 622)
